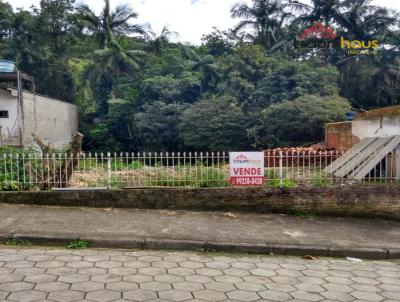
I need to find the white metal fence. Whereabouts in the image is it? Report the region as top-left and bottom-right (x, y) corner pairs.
(0, 151), (399, 191)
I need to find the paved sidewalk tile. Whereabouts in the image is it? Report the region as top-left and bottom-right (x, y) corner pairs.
(0, 247), (399, 302)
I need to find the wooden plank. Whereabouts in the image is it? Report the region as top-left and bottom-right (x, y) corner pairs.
(349, 136), (400, 180)
(333, 137), (390, 178)
(325, 137), (376, 174)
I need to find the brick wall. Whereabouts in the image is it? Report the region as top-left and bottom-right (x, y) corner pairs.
(325, 121), (353, 151)
(1, 186), (400, 220)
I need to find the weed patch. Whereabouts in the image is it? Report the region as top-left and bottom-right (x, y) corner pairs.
(66, 239), (90, 249)
(4, 237), (32, 246)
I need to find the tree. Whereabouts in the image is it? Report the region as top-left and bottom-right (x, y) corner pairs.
(1, 1), (77, 101)
(216, 44), (267, 102)
(34, 0), (78, 102)
(291, 0), (396, 38)
(91, 40), (145, 79)
(290, 0), (346, 26)
(231, 0), (291, 50)
(336, 0), (396, 39)
(341, 52), (400, 107)
(0, 0), (13, 45)
(141, 72), (201, 104)
(200, 27), (234, 56)
(148, 26), (177, 56)
(78, 0), (148, 115)
(182, 47), (220, 91)
(249, 94), (351, 148)
(192, 54), (220, 91)
(135, 101), (187, 151)
(1, 9), (38, 71)
(77, 0), (147, 49)
(250, 57), (340, 108)
(85, 39), (146, 115)
(179, 97), (251, 151)
(37, 0), (76, 58)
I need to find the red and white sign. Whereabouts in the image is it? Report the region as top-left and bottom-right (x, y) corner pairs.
(229, 152), (264, 186)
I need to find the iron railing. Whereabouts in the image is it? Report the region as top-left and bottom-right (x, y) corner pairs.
(0, 151), (399, 191)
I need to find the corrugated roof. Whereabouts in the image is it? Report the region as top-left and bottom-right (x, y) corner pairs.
(0, 60), (16, 73)
(325, 136), (400, 180)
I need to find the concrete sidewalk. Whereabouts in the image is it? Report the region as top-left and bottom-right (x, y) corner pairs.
(0, 203), (399, 259)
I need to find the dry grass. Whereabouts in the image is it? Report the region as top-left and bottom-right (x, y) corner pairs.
(69, 166), (229, 188)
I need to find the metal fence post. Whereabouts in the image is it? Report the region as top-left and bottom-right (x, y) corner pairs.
(107, 152), (111, 189)
(279, 151), (283, 188)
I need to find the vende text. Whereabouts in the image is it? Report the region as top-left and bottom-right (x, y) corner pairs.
(232, 168), (262, 176)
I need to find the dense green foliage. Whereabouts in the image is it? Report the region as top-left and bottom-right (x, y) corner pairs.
(180, 97), (250, 151)
(250, 95), (351, 147)
(0, 0), (399, 151)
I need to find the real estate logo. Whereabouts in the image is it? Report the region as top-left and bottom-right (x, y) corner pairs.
(232, 154), (250, 164)
(293, 21), (379, 55)
(232, 153), (262, 165)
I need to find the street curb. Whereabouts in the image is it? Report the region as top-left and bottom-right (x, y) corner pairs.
(0, 233), (398, 260)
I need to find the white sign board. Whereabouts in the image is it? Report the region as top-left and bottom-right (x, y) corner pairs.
(229, 152), (265, 186)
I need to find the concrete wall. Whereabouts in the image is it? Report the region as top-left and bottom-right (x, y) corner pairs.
(1, 186), (399, 220)
(21, 91), (78, 149)
(0, 87), (78, 149)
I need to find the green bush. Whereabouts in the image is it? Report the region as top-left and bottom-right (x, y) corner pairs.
(0, 173), (19, 191)
(264, 169), (297, 188)
(265, 178), (297, 188)
(312, 176), (330, 188)
(0, 146), (38, 191)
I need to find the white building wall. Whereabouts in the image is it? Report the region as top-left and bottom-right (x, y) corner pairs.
(0, 88), (19, 143)
(352, 117), (400, 141)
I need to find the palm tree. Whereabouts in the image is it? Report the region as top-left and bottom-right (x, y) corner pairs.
(289, 0), (346, 26)
(364, 54), (400, 105)
(290, 0), (395, 37)
(87, 39), (146, 91)
(85, 39), (146, 115)
(231, 0), (292, 50)
(192, 55), (220, 89)
(335, 0), (396, 39)
(78, 0), (148, 115)
(181, 46), (220, 91)
(77, 0), (148, 49)
(148, 26), (178, 56)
